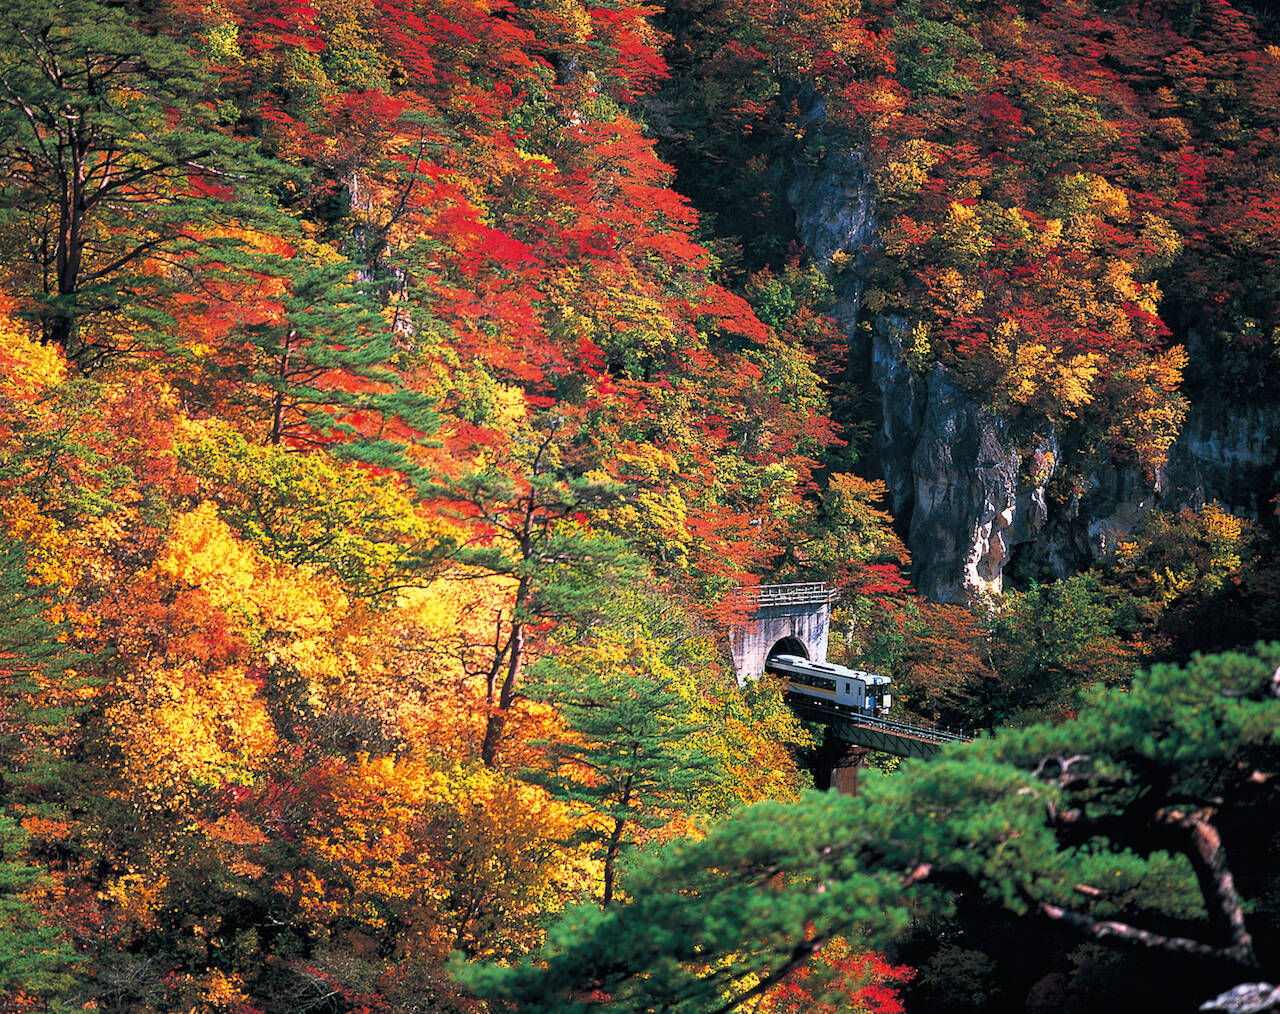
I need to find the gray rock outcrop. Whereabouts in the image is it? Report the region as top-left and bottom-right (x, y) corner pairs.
(870, 320), (1060, 601)
(783, 131), (1280, 602)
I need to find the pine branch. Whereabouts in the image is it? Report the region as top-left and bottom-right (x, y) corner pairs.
(1154, 807), (1256, 965)
(1038, 901), (1257, 968)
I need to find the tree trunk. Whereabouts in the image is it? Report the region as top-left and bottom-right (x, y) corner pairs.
(479, 480), (539, 768)
(480, 577), (530, 768)
(269, 331), (293, 444)
(603, 815), (626, 906)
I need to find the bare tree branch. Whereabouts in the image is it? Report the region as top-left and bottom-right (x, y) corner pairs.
(1038, 902), (1257, 968)
(1201, 982), (1280, 1013)
(1154, 807), (1256, 964)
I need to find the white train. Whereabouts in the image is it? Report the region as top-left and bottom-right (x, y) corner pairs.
(765, 653), (893, 718)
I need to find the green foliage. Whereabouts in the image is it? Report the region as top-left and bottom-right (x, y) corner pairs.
(243, 258), (441, 462)
(0, 537), (91, 813)
(984, 573), (1134, 724)
(428, 419), (643, 626)
(891, 9), (992, 98)
(745, 262), (837, 333)
(1100, 503), (1280, 663)
(460, 644), (1280, 1011)
(0, 544), (71, 746)
(546, 583), (812, 813)
(0, 540), (72, 693)
(175, 419), (449, 599)
(0, 541), (81, 998)
(0, 0), (292, 369)
(456, 788), (905, 1013)
(800, 474), (906, 579)
(425, 416), (650, 766)
(0, 378), (131, 525)
(909, 942), (1002, 1012)
(1108, 502), (1252, 607)
(524, 654), (722, 904)
(695, 673), (815, 809)
(834, 595), (993, 731)
(0, 813), (78, 999)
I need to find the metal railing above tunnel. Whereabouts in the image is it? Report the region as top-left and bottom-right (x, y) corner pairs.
(736, 582), (840, 607)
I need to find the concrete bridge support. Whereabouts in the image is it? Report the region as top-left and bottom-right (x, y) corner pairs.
(811, 739), (871, 796)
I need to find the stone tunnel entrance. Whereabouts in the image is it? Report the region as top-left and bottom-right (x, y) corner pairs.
(767, 636), (809, 661)
(728, 583), (836, 685)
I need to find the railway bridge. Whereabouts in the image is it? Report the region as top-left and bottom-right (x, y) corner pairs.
(729, 582), (971, 768)
(784, 697), (970, 761)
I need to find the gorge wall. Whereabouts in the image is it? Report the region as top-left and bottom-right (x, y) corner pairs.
(784, 134), (1280, 603)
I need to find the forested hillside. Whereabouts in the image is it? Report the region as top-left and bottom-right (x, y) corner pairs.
(0, 0), (1276, 1011)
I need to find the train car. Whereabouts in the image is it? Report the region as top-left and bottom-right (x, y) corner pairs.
(765, 653), (892, 718)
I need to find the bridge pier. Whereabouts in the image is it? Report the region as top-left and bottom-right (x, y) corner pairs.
(811, 738), (870, 796)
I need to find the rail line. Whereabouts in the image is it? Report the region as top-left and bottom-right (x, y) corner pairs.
(787, 697), (972, 760)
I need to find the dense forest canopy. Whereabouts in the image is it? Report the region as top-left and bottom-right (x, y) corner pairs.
(0, 0), (1276, 1010)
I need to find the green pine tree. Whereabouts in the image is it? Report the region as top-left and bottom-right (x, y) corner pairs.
(459, 644), (1280, 1013)
(985, 572), (1134, 724)
(229, 256), (440, 480)
(0, 539), (82, 999)
(0, 0), (291, 370)
(423, 414), (644, 768)
(524, 657), (722, 905)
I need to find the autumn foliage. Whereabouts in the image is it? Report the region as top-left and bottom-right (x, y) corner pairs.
(0, 0), (1277, 1009)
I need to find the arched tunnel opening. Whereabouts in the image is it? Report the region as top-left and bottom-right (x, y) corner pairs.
(766, 636), (809, 661)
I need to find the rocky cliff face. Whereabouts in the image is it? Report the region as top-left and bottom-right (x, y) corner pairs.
(869, 319), (1280, 602)
(1164, 401), (1280, 518)
(869, 321), (1057, 602)
(785, 137), (1280, 603)
(784, 140), (875, 336)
